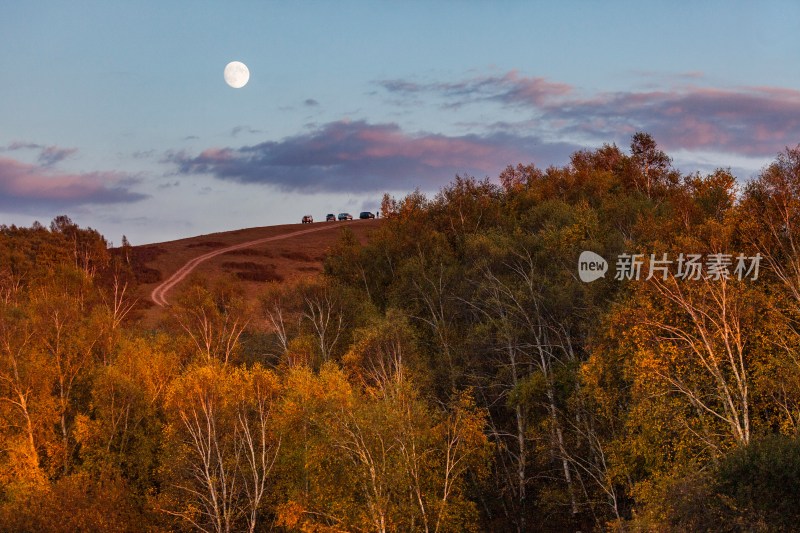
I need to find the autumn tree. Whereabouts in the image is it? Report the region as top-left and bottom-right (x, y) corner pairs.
(49, 215), (111, 278)
(27, 266), (109, 476)
(275, 363), (488, 533)
(629, 132), (674, 197)
(0, 289), (51, 485)
(171, 277), (250, 364)
(161, 363), (281, 533)
(78, 334), (179, 492)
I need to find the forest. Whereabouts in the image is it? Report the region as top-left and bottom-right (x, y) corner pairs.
(2, 133), (800, 532)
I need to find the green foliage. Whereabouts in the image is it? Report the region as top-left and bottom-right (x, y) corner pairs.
(628, 471), (726, 533)
(716, 434), (800, 528)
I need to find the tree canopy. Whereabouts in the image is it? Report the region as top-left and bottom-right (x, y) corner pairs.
(2, 137), (800, 531)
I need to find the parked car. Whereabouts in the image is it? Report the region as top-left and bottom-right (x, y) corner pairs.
(338, 213), (353, 221)
(326, 213), (336, 221)
(359, 211), (375, 219)
(302, 215), (313, 223)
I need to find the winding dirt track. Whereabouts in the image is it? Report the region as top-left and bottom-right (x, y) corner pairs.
(150, 221), (357, 307)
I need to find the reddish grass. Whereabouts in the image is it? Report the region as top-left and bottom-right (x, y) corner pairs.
(132, 220), (381, 327)
(186, 241), (227, 248)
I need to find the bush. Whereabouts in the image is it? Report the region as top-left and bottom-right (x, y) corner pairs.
(716, 434), (800, 530)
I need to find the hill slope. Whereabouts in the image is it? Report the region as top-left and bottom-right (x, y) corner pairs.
(131, 219), (381, 325)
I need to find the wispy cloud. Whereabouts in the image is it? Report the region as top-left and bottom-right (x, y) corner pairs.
(379, 70), (572, 109)
(0, 156), (147, 212)
(168, 120), (579, 193)
(231, 126), (263, 137)
(132, 149), (157, 159)
(378, 71), (800, 157)
(6, 142), (41, 151)
(38, 145), (78, 166)
(3, 142), (78, 166)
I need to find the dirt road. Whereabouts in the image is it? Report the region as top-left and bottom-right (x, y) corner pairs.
(150, 221), (357, 307)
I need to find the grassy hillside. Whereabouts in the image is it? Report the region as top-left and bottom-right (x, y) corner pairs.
(130, 219), (381, 326)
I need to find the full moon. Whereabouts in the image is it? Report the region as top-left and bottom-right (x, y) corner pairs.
(224, 61), (250, 88)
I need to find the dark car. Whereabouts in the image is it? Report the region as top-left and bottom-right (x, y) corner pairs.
(301, 215), (313, 223)
(326, 213), (336, 221)
(338, 213), (353, 221)
(359, 211), (375, 219)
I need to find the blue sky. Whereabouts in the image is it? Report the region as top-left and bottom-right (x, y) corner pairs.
(1, 1), (799, 244)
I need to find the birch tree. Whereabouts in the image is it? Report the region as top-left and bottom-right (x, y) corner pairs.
(172, 280), (249, 364)
(162, 364), (281, 533)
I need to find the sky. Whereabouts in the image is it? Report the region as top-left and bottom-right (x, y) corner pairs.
(1, 1), (799, 245)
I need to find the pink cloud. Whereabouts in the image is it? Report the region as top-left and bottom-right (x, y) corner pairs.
(380, 71), (800, 157)
(0, 156), (146, 211)
(170, 120), (579, 192)
(496, 70), (573, 106)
